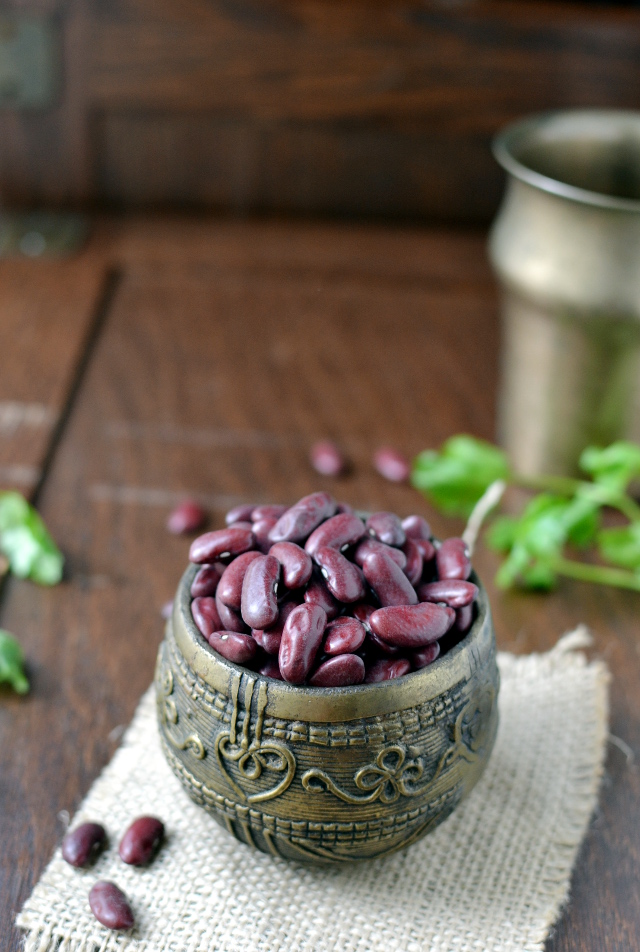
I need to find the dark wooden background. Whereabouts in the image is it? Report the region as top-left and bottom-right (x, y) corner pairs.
(0, 217), (638, 950)
(3, 0), (640, 221)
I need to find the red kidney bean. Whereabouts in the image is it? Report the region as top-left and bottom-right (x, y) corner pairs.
(315, 546), (366, 603)
(350, 602), (376, 631)
(119, 816), (164, 866)
(189, 526), (254, 564)
(62, 822), (106, 868)
(279, 603), (327, 683)
(161, 600), (173, 620)
(414, 537), (436, 562)
(354, 538), (407, 570)
(366, 512), (406, 547)
(370, 603), (455, 648)
(191, 596), (224, 638)
(402, 515), (431, 540)
(365, 630), (401, 656)
(417, 579), (478, 608)
(364, 657), (411, 683)
(227, 520), (253, 530)
(304, 570), (341, 620)
(309, 654), (365, 687)
(89, 881), (134, 931)
(215, 592), (249, 633)
(217, 551), (262, 610)
(402, 539), (423, 586)
(455, 603), (474, 633)
(412, 641), (441, 669)
(209, 630), (259, 665)
(259, 658), (284, 680)
(269, 541), (313, 589)
(310, 440), (346, 477)
(305, 513), (366, 558)
(269, 492), (337, 544)
(336, 501), (354, 514)
(436, 537), (471, 580)
(252, 504), (288, 522)
(241, 555), (280, 629)
(252, 517), (278, 554)
(190, 563), (224, 598)
(252, 600), (298, 655)
(225, 503), (255, 525)
(373, 447), (410, 482)
(362, 550), (418, 607)
(166, 499), (206, 535)
(324, 616), (366, 655)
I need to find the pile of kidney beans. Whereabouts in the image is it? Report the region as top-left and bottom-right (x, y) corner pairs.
(186, 492), (477, 687)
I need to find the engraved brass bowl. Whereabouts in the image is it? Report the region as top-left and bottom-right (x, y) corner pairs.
(155, 563), (499, 864)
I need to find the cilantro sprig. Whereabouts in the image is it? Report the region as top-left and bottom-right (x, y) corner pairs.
(412, 436), (640, 592)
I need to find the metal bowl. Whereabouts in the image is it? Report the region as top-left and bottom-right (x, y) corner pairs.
(155, 563), (499, 864)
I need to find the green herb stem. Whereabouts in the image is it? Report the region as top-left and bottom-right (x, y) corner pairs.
(511, 472), (640, 523)
(550, 555), (640, 591)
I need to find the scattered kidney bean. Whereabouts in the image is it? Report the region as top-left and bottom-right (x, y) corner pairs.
(252, 600), (298, 655)
(370, 603), (455, 648)
(310, 440), (346, 477)
(279, 603), (327, 683)
(373, 447), (410, 482)
(353, 538), (406, 570)
(402, 514), (431, 540)
(217, 551), (262, 610)
(365, 512), (406, 547)
(167, 499), (206, 535)
(190, 526), (254, 563)
(324, 616), (366, 655)
(269, 541), (313, 589)
(305, 512), (366, 558)
(190, 563), (224, 598)
(417, 579), (478, 608)
(304, 570), (341, 619)
(336, 501), (354, 514)
(309, 654), (365, 687)
(362, 550), (418, 607)
(436, 537), (471, 580)
(252, 517), (278, 554)
(402, 539), (424, 586)
(62, 822), (106, 868)
(455, 603), (474, 633)
(225, 503), (255, 525)
(215, 592), (249, 633)
(412, 642), (441, 669)
(315, 546), (366, 603)
(364, 657), (411, 683)
(269, 492), (337, 544)
(191, 596), (224, 639)
(241, 555), (281, 629)
(252, 504), (288, 522)
(119, 816), (164, 866)
(208, 630), (259, 665)
(89, 881), (134, 931)
(259, 657), (284, 680)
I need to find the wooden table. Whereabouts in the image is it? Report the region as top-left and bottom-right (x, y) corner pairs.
(0, 217), (637, 951)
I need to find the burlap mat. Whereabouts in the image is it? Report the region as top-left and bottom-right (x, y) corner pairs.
(17, 629), (608, 952)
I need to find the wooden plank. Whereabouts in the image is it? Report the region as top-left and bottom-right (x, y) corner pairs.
(1, 219), (639, 950)
(0, 246), (111, 492)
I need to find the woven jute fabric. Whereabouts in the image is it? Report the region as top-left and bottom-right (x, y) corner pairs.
(17, 631), (609, 952)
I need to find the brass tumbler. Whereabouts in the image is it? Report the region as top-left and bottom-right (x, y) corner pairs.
(489, 110), (640, 476)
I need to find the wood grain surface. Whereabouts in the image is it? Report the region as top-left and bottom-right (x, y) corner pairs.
(3, 0), (640, 218)
(0, 217), (638, 950)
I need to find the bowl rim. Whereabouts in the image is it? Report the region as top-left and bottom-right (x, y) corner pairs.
(170, 563), (495, 723)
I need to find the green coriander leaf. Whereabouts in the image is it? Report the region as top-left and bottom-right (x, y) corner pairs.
(0, 492), (64, 585)
(486, 515), (519, 553)
(0, 629), (29, 694)
(597, 523), (640, 571)
(579, 442), (640, 493)
(411, 435), (510, 517)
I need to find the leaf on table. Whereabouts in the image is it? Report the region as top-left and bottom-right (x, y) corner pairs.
(0, 492), (64, 585)
(411, 435), (510, 517)
(579, 441), (640, 493)
(0, 629), (29, 694)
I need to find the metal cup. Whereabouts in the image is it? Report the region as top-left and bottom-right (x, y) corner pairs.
(489, 110), (640, 476)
